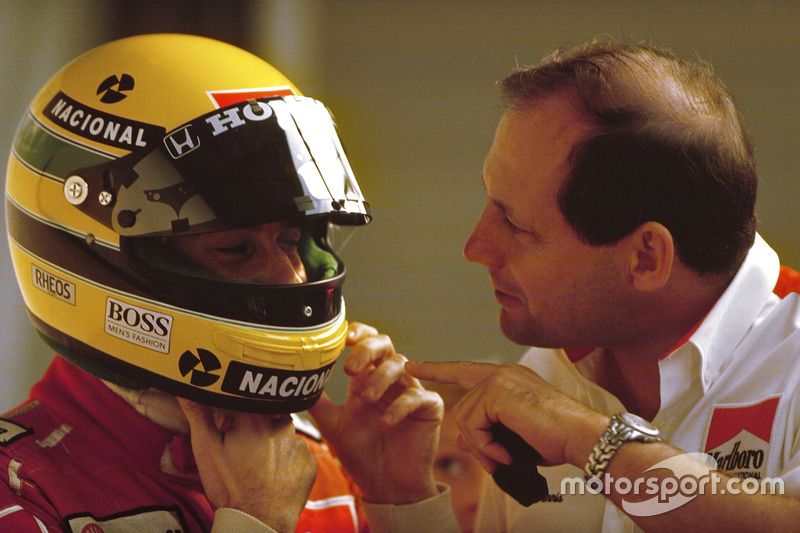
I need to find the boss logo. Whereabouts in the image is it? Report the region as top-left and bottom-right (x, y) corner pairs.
(31, 264), (75, 305)
(105, 297), (173, 354)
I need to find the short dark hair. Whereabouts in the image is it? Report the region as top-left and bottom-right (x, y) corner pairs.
(501, 41), (757, 275)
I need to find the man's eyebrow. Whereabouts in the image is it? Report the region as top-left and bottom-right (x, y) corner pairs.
(481, 173), (532, 229)
(481, 174), (513, 215)
(489, 196), (518, 221)
(489, 194), (543, 237)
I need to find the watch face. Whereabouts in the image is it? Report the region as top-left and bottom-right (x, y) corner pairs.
(619, 412), (661, 437)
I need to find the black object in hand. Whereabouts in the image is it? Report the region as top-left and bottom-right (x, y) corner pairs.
(490, 424), (549, 506)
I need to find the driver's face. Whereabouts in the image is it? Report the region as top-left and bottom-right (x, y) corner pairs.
(171, 221), (308, 285)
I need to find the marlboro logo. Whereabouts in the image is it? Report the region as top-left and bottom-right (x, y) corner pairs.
(704, 396), (780, 480)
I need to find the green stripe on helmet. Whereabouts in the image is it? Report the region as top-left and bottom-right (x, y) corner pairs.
(13, 113), (114, 181)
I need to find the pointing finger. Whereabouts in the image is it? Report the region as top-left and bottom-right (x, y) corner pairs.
(405, 360), (500, 389)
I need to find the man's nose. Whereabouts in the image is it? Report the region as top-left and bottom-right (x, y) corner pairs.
(464, 207), (504, 270)
(249, 250), (304, 285)
(245, 234), (305, 285)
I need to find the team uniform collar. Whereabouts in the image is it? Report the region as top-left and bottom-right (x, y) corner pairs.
(569, 234), (780, 417)
(29, 356), (177, 473)
(675, 233), (779, 392)
(28, 356), (323, 477)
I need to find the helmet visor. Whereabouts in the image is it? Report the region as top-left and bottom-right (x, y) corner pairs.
(69, 96), (370, 238)
(59, 96), (370, 329)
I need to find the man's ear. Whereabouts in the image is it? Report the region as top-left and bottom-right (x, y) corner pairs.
(626, 221), (674, 292)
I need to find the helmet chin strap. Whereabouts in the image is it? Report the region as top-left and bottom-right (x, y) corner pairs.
(103, 380), (190, 435)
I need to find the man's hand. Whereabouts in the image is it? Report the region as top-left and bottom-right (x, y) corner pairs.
(406, 361), (608, 472)
(309, 322), (444, 504)
(178, 399), (316, 532)
(408, 361), (800, 533)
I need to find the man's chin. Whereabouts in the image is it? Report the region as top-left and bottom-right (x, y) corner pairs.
(498, 309), (544, 346)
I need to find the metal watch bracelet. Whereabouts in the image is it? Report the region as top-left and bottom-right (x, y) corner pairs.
(583, 413), (662, 480)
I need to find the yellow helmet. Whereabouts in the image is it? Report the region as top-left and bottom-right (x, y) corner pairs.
(6, 34), (370, 413)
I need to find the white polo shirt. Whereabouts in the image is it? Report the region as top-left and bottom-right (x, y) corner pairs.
(476, 234), (800, 533)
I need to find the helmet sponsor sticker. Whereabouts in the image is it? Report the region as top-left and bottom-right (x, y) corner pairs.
(207, 86), (295, 109)
(0, 419), (33, 446)
(96, 73), (135, 104)
(205, 100), (274, 137)
(221, 360), (335, 401)
(163, 124), (201, 159)
(179, 348), (222, 387)
(163, 98), (276, 159)
(104, 297), (173, 354)
(31, 264), (75, 305)
(43, 91), (164, 150)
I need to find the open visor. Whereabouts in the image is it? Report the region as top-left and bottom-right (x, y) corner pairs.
(67, 95), (370, 237)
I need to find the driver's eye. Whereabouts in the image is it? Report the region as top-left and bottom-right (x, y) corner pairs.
(278, 238), (301, 251)
(216, 244), (250, 255)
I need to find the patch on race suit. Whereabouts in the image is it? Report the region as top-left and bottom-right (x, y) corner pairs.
(0, 505), (49, 530)
(64, 506), (188, 532)
(703, 396), (780, 480)
(296, 495), (359, 533)
(0, 419), (33, 446)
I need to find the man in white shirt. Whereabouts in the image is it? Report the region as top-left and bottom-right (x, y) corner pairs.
(406, 41), (800, 531)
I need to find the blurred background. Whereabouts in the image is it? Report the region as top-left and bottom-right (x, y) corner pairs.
(2, 0), (799, 410)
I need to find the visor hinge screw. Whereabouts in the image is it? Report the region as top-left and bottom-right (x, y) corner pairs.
(98, 191), (114, 206)
(64, 175), (89, 205)
(248, 100), (265, 116)
(303, 306), (313, 317)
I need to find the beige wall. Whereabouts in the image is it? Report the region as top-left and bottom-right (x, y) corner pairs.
(2, 1), (799, 408)
(0, 0), (113, 409)
(256, 1), (800, 399)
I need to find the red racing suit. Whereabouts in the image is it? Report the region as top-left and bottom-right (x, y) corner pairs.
(0, 356), (369, 532)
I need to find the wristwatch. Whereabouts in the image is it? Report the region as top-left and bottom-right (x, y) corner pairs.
(584, 412), (662, 479)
